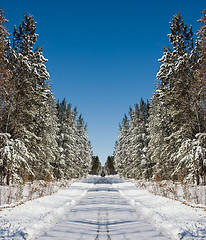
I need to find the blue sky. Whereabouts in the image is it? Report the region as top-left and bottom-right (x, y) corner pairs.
(1, 0), (205, 163)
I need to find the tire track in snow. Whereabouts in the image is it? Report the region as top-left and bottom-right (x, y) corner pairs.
(95, 177), (112, 240)
(39, 176), (168, 240)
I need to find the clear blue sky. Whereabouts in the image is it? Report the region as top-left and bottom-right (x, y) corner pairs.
(1, 0), (205, 163)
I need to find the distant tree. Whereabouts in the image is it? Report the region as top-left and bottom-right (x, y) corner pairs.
(105, 156), (116, 175)
(76, 114), (93, 177)
(55, 99), (92, 179)
(90, 156), (101, 175)
(114, 114), (130, 177)
(114, 99), (150, 179)
(127, 100), (151, 179)
(55, 99), (80, 179)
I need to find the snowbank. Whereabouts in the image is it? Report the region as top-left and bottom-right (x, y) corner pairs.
(110, 176), (206, 240)
(0, 180), (75, 207)
(131, 179), (206, 206)
(0, 177), (98, 239)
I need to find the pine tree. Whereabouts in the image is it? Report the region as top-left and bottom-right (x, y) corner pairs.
(114, 114), (130, 177)
(148, 13), (201, 181)
(0, 9), (12, 134)
(0, 133), (33, 184)
(126, 100), (151, 179)
(148, 91), (172, 180)
(172, 9), (206, 184)
(0, 10), (34, 184)
(196, 9), (206, 130)
(90, 156), (101, 175)
(56, 100), (92, 179)
(114, 99), (151, 179)
(105, 156), (116, 175)
(7, 13), (57, 180)
(76, 114), (92, 177)
(172, 133), (206, 184)
(55, 99), (79, 179)
(0, 11), (94, 184)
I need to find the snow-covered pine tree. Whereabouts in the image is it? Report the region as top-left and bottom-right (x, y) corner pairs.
(7, 13), (58, 181)
(114, 114), (130, 177)
(129, 100), (150, 179)
(114, 99), (150, 179)
(172, 10), (206, 185)
(56, 100), (92, 179)
(172, 133), (206, 184)
(0, 11), (94, 183)
(32, 88), (58, 180)
(76, 114), (92, 177)
(149, 13), (201, 181)
(148, 89), (172, 180)
(196, 9), (206, 132)
(0, 10), (34, 184)
(0, 133), (33, 184)
(114, 99), (151, 179)
(195, 9), (206, 184)
(0, 9), (12, 135)
(55, 99), (79, 179)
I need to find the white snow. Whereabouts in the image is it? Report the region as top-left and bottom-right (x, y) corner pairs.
(0, 178), (96, 239)
(110, 177), (206, 239)
(0, 176), (205, 239)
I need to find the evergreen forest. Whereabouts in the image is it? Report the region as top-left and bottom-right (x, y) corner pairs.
(0, 9), (206, 186)
(0, 11), (93, 185)
(114, 11), (206, 185)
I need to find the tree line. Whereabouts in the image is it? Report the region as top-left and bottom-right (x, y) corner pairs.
(114, 11), (206, 185)
(0, 10), (92, 185)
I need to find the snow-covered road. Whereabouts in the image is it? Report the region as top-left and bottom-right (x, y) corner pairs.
(0, 176), (205, 239)
(39, 177), (167, 240)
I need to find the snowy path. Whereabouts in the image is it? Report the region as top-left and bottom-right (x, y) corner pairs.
(0, 176), (206, 239)
(39, 177), (167, 240)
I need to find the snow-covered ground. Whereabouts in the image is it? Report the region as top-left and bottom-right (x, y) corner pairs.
(0, 180), (74, 207)
(39, 177), (166, 240)
(0, 176), (205, 239)
(129, 179), (206, 206)
(110, 177), (206, 240)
